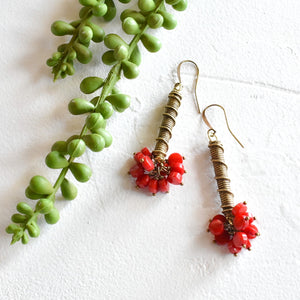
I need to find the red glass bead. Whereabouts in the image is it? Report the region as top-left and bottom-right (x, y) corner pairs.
(134, 152), (145, 163)
(232, 232), (248, 248)
(233, 214), (249, 231)
(158, 178), (169, 193)
(243, 212), (255, 223)
(170, 162), (185, 175)
(129, 164), (144, 178)
(168, 153), (183, 166)
(245, 239), (251, 250)
(148, 178), (158, 195)
(214, 231), (231, 245)
(232, 202), (247, 216)
(141, 156), (155, 172)
(141, 147), (151, 156)
(212, 214), (227, 223)
(227, 241), (242, 255)
(209, 219), (224, 236)
(244, 224), (259, 239)
(167, 171), (182, 185)
(136, 174), (150, 188)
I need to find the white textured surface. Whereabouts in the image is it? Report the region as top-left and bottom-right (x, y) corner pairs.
(0, 1), (300, 299)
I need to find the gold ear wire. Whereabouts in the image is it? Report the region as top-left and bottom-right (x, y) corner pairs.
(177, 60), (200, 113)
(202, 104), (244, 148)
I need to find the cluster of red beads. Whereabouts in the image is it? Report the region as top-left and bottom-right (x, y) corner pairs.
(129, 147), (185, 195)
(208, 202), (259, 255)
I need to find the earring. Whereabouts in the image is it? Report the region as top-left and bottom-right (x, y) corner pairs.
(202, 104), (260, 255)
(129, 60), (200, 195)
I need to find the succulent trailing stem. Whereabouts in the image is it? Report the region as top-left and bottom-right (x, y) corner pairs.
(7, 0), (187, 244)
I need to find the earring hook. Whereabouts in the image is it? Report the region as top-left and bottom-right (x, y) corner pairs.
(177, 60), (200, 113)
(202, 104), (244, 148)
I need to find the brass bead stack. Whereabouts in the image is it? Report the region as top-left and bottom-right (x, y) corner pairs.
(208, 140), (234, 222)
(152, 83), (182, 162)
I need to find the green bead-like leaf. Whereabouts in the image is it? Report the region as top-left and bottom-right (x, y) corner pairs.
(68, 98), (95, 114)
(159, 10), (177, 30)
(67, 139), (86, 157)
(11, 231), (23, 245)
(93, 128), (113, 148)
(83, 134), (106, 152)
(172, 0), (187, 11)
(141, 34), (162, 52)
(79, 26), (93, 43)
(21, 233), (29, 244)
(102, 50), (117, 65)
(114, 45), (129, 61)
(36, 198), (54, 214)
(51, 141), (68, 155)
(79, 0), (99, 6)
(120, 9), (146, 24)
(92, 4), (108, 16)
(29, 176), (54, 195)
(147, 13), (164, 28)
(51, 21), (75, 36)
(25, 186), (43, 200)
(45, 208), (60, 224)
(61, 178), (78, 200)
(129, 46), (142, 66)
(80, 77), (104, 94)
(17, 202), (33, 216)
(45, 151), (69, 169)
(103, 0), (116, 21)
(106, 94), (131, 111)
(104, 34), (128, 50)
(73, 43), (93, 64)
(97, 101), (114, 119)
(66, 135), (81, 144)
(69, 163), (92, 182)
(121, 61), (139, 79)
(88, 22), (105, 43)
(122, 17), (141, 35)
(86, 113), (106, 131)
(11, 214), (27, 224)
(138, 0), (155, 12)
(27, 223), (40, 238)
(6, 223), (21, 234)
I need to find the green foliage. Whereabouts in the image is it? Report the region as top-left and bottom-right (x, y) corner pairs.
(8, 0), (187, 245)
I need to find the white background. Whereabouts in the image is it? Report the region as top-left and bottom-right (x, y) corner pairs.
(0, 1), (300, 299)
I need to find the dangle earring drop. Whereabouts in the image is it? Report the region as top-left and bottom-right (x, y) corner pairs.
(129, 60), (200, 195)
(202, 104), (260, 255)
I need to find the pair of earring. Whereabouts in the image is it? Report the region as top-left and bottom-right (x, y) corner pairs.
(128, 60), (260, 256)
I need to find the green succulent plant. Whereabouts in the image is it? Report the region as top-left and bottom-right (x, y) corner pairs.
(7, 0), (187, 245)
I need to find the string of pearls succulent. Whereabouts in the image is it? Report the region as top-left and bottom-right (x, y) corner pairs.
(6, 0), (187, 245)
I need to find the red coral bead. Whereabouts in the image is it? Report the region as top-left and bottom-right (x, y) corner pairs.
(245, 239), (251, 250)
(167, 171), (182, 185)
(232, 232), (248, 248)
(168, 153), (183, 166)
(134, 152), (145, 163)
(233, 214), (249, 231)
(170, 162), (185, 175)
(141, 147), (151, 156)
(244, 224), (259, 239)
(232, 202), (247, 216)
(214, 231), (231, 245)
(129, 164), (144, 178)
(141, 156), (155, 172)
(148, 178), (158, 195)
(212, 214), (227, 223)
(227, 241), (242, 255)
(209, 219), (224, 236)
(136, 174), (150, 188)
(158, 179), (169, 193)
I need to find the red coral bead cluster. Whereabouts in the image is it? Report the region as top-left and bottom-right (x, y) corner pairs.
(208, 202), (259, 255)
(129, 148), (185, 195)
